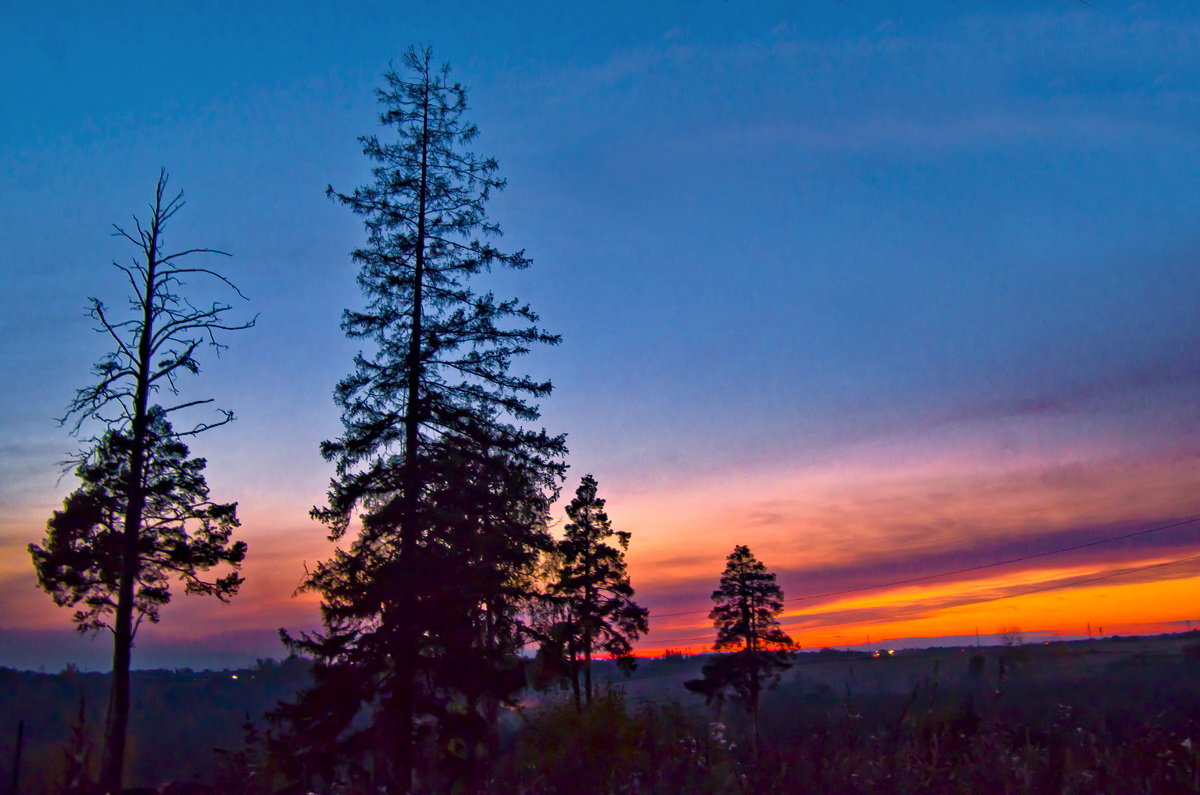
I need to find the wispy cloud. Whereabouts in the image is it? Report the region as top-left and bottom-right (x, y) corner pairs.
(779, 554), (1200, 634)
(631, 439), (1200, 644)
(520, 3), (1200, 158)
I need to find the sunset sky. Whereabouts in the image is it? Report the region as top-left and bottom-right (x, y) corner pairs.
(2, 0), (1199, 670)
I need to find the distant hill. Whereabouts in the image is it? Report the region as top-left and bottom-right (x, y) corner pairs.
(0, 657), (312, 791)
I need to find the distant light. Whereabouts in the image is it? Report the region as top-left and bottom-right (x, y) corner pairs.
(231, 674), (239, 680)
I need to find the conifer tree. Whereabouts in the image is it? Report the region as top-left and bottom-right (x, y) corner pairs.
(545, 474), (649, 709)
(276, 47), (565, 791)
(685, 545), (794, 752)
(30, 171), (251, 790)
(30, 411), (245, 637)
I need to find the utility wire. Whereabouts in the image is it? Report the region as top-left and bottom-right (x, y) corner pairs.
(651, 515), (1200, 620)
(647, 548), (1200, 646)
(775, 550), (1200, 639)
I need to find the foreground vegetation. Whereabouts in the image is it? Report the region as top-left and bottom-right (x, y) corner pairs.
(5, 633), (1200, 792)
(502, 635), (1200, 794)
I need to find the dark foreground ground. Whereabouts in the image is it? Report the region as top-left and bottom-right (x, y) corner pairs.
(5, 632), (1200, 792)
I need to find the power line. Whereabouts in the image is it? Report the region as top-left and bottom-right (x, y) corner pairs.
(646, 548), (1200, 646)
(776, 550), (1200, 639)
(650, 515), (1200, 620)
(965, 551), (1200, 605)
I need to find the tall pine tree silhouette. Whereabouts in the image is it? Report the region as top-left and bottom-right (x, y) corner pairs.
(276, 47), (564, 791)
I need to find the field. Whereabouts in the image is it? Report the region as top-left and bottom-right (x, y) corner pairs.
(5, 632), (1200, 792)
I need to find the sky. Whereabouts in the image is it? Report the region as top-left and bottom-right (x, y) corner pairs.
(2, 0), (1199, 670)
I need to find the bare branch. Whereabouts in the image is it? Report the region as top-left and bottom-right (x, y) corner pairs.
(92, 303), (139, 363)
(159, 398), (216, 415)
(162, 265), (250, 300)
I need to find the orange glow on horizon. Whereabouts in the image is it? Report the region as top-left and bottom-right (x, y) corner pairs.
(2, 418), (1196, 665)
(636, 561), (1200, 656)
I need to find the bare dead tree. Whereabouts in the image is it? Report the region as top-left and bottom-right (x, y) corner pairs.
(42, 170), (254, 791)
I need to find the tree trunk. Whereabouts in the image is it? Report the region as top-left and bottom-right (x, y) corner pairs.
(482, 599), (501, 768)
(99, 513), (137, 790)
(569, 634), (582, 712)
(750, 665), (760, 759)
(100, 208), (160, 792)
(584, 644), (593, 708)
(9, 719), (24, 795)
(390, 63), (432, 794)
(582, 554), (595, 708)
(391, 666), (415, 792)
(101, 421), (147, 791)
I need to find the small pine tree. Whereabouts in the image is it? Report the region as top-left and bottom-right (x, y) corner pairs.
(58, 696), (95, 790)
(544, 474), (649, 709)
(685, 545), (794, 751)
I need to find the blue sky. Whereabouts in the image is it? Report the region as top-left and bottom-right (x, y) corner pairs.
(2, 1), (1199, 668)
